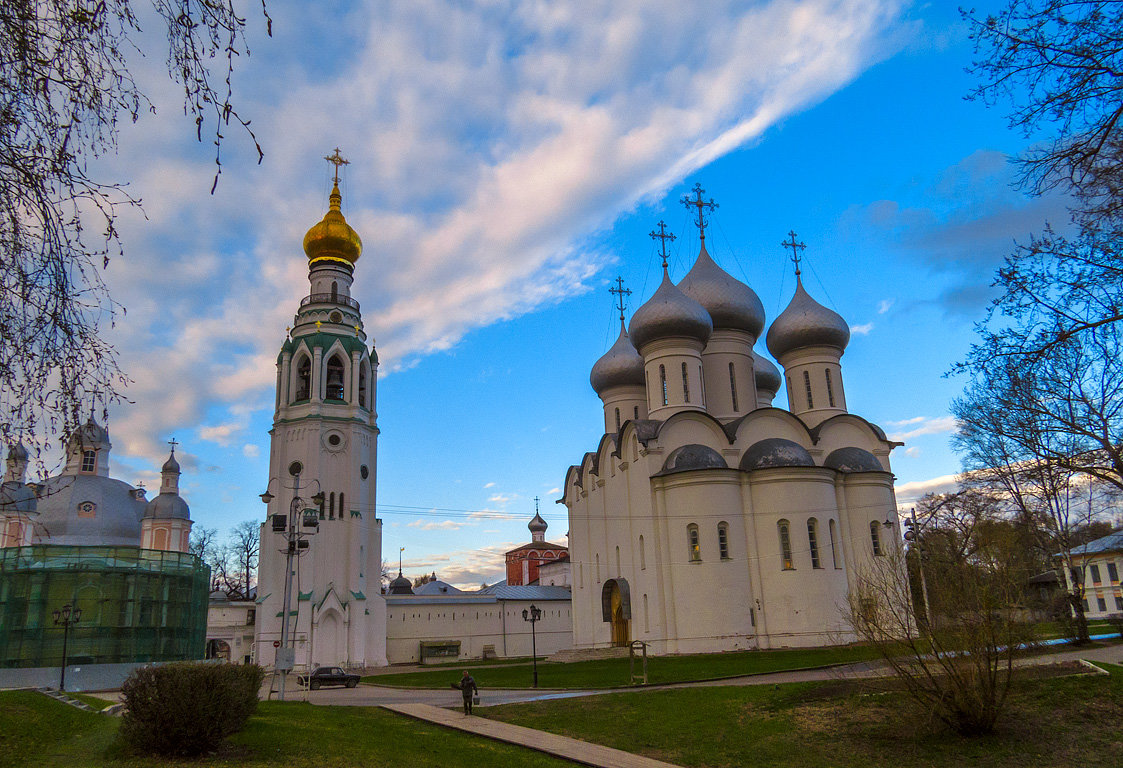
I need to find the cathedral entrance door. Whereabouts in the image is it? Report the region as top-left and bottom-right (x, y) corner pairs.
(601, 578), (632, 647)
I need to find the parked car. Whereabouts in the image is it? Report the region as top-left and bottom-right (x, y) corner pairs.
(299, 666), (360, 690)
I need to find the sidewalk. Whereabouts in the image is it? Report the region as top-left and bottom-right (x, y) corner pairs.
(382, 701), (684, 768)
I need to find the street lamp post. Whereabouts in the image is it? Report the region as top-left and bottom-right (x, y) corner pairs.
(261, 471), (322, 701)
(903, 508), (933, 632)
(52, 603), (81, 692)
(522, 604), (542, 688)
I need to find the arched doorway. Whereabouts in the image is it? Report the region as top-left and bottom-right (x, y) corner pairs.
(601, 578), (631, 647)
(206, 639), (232, 660)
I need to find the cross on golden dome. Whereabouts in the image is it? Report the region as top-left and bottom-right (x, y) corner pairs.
(324, 148), (350, 185)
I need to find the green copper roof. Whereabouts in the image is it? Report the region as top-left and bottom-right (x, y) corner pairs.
(292, 332), (367, 357)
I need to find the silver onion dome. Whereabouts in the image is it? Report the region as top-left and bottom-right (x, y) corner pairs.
(528, 512), (548, 534)
(766, 277), (850, 360)
(144, 492), (191, 520)
(678, 243), (765, 337)
(590, 321), (645, 395)
(752, 350), (782, 395)
(628, 273), (713, 351)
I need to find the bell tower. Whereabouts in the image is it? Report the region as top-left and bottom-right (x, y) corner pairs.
(256, 150), (387, 669)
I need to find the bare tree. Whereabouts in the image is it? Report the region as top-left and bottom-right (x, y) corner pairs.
(224, 520), (260, 599)
(1, 1), (270, 464)
(966, 1), (1123, 223)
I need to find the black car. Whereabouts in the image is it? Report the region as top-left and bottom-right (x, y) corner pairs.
(299, 666), (361, 690)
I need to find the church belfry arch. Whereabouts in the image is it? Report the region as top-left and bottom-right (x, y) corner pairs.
(601, 578), (631, 647)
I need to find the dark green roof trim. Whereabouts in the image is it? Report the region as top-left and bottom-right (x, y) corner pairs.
(291, 332), (368, 357)
(273, 414), (373, 426)
(350, 509), (361, 518)
(298, 590), (313, 601)
(350, 591), (366, 601)
(255, 592), (272, 605)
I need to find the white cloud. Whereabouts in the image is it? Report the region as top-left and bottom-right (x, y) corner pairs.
(92, 0), (909, 467)
(904, 446), (921, 457)
(242, 444), (260, 458)
(546, 487), (561, 495)
(895, 473), (960, 506)
(887, 415), (957, 442)
(850, 322), (874, 335)
(197, 423), (242, 446)
(407, 519), (469, 531)
(877, 299), (894, 314)
(468, 509), (523, 521)
(488, 493), (516, 505)
(483, 482), (496, 489)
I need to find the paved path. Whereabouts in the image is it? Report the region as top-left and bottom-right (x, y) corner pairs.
(383, 701), (684, 768)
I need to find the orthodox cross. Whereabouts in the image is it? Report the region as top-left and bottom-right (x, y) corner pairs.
(649, 220), (676, 271)
(534, 496), (540, 515)
(609, 276), (631, 323)
(167, 437), (178, 455)
(324, 148), (350, 184)
(681, 183), (718, 244)
(781, 230), (806, 276)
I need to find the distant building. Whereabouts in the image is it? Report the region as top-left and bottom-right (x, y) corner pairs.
(206, 589), (257, 664)
(505, 510), (568, 586)
(0, 422), (208, 679)
(1062, 530), (1123, 618)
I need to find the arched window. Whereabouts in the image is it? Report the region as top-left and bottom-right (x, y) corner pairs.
(659, 365), (668, 406)
(639, 535), (646, 570)
(326, 354), (346, 400)
(331, 281), (338, 302)
(829, 519), (841, 569)
(614, 408), (621, 432)
(778, 520), (794, 570)
(643, 594), (649, 632)
(339, 492), (345, 518)
(154, 528), (168, 550)
(295, 356), (311, 400)
(808, 518), (821, 569)
(358, 364), (368, 409)
(803, 370), (814, 409)
(681, 362), (690, 402)
(825, 369), (836, 407)
(718, 522), (730, 560)
(870, 521), (884, 556)
(329, 491), (335, 519)
(687, 523), (701, 562)
(80, 450), (96, 473)
(633, 405), (639, 420)
(318, 494), (325, 520)
(699, 365), (706, 406)
(615, 545), (621, 576)
(729, 363), (738, 412)
(595, 553), (600, 582)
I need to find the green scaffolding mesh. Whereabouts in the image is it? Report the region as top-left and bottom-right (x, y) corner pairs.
(0, 545), (210, 668)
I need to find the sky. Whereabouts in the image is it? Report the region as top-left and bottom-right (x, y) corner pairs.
(55, 0), (1076, 588)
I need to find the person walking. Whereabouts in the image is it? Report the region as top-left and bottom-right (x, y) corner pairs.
(451, 670), (479, 715)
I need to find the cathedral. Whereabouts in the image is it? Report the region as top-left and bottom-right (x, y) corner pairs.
(254, 157), (387, 669)
(562, 186), (903, 653)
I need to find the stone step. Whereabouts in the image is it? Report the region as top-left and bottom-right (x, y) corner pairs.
(546, 647), (631, 663)
(37, 688), (95, 712)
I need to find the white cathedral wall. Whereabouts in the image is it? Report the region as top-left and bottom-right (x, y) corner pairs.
(699, 329), (757, 421)
(747, 468), (854, 647)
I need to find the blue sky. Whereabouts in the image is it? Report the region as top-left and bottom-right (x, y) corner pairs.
(74, 0), (1074, 587)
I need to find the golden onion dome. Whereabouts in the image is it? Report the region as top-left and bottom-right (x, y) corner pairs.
(303, 183), (362, 266)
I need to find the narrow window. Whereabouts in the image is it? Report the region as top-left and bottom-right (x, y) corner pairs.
(1097, 596), (1107, 612)
(81, 450), (96, 473)
(639, 535), (646, 570)
(1108, 562), (1119, 582)
(718, 522), (730, 560)
(643, 594), (649, 632)
(803, 370), (814, 409)
(615, 408), (621, 432)
(331, 281), (338, 302)
(1091, 564), (1102, 583)
(808, 518), (822, 569)
(326, 354), (346, 400)
(358, 365), (368, 409)
(786, 376), (793, 404)
(870, 521), (883, 556)
(682, 362), (690, 402)
(1116, 595), (1123, 612)
(339, 492), (345, 518)
(295, 357), (312, 400)
(779, 520), (794, 570)
(729, 363), (738, 412)
(634, 406), (639, 420)
(699, 365), (706, 406)
(825, 369), (836, 407)
(615, 545), (621, 576)
(688, 524), (701, 562)
(329, 491), (335, 519)
(318, 494), (325, 520)
(829, 519), (841, 569)
(659, 365), (668, 406)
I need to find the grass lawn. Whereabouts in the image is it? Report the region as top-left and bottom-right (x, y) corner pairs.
(364, 644), (885, 689)
(0, 691), (570, 768)
(484, 663), (1123, 768)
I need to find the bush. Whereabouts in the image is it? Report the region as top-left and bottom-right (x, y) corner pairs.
(1107, 613), (1123, 639)
(120, 661), (265, 757)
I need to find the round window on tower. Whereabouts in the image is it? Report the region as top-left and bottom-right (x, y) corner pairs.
(360, 465), (369, 480)
(329, 310), (343, 323)
(322, 430), (347, 453)
(288, 461), (303, 477)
